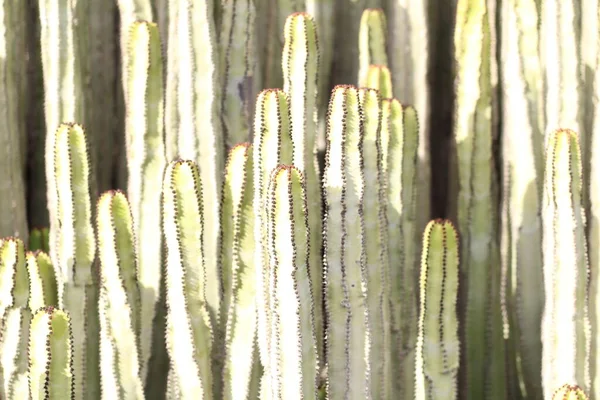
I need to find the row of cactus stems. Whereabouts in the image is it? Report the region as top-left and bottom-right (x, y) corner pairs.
(3, 1), (600, 400)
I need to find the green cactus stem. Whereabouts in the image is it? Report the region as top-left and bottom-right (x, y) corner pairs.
(164, 1), (223, 347)
(0, 307), (31, 399)
(541, 129), (590, 398)
(28, 307), (73, 399)
(415, 219), (460, 400)
(28, 228), (50, 253)
(220, 143), (259, 400)
(358, 87), (391, 399)
(96, 190), (144, 399)
(252, 88), (293, 397)
(265, 165), (318, 399)
(364, 65), (393, 99)
(358, 9), (388, 88)
(0, 238), (27, 321)
(282, 11), (324, 364)
(125, 20), (167, 386)
(27, 251), (58, 311)
(323, 84), (370, 400)
(384, 98), (420, 399)
(218, 0), (256, 147)
(162, 160), (214, 399)
(52, 123), (98, 400)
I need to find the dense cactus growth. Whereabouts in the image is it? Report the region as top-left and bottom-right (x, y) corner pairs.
(0, 1), (599, 400)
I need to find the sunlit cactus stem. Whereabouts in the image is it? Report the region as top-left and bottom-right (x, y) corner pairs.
(52, 123), (98, 400)
(125, 20), (167, 388)
(28, 307), (74, 399)
(266, 165), (319, 399)
(96, 190), (144, 399)
(364, 65), (393, 99)
(252, 88), (293, 397)
(415, 219), (460, 400)
(0, 238), (27, 321)
(27, 251), (58, 311)
(552, 384), (590, 400)
(358, 9), (388, 88)
(162, 160), (214, 399)
(282, 11), (323, 364)
(220, 144), (260, 400)
(541, 129), (590, 398)
(323, 85), (370, 400)
(358, 87), (391, 399)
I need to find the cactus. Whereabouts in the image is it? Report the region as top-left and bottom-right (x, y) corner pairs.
(96, 190), (144, 399)
(552, 384), (590, 400)
(252, 88), (294, 397)
(52, 123), (98, 399)
(358, 9), (388, 88)
(415, 219), (460, 400)
(26, 251), (58, 311)
(0, 238), (27, 321)
(323, 85), (370, 400)
(364, 65), (393, 99)
(282, 11), (323, 363)
(28, 307), (73, 399)
(219, 143), (260, 400)
(125, 21), (167, 386)
(541, 129), (590, 398)
(265, 165), (318, 399)
(384, 98), (420, 399)
(29, 228), (50, 253)
(218, 0), (257, 147)
(162, 160), (214, 399)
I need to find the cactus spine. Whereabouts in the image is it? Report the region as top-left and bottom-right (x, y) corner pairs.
(125, 21), (167, 385)
(96, 190), (144, 399)
(218, 0), (257, 147)
(282, 11), (323, 363)
(358, 87), (391, 400)
(541, 129), (590, 398)
(28, 307), (74, 399)
(165, 0), (223, 342)
(415, 219), (460, 400)
(253, 89), (293, 397)
(323, 85), (370, 400)
(220, 143), (259, 400)
(266, 165), (318, 399)
(162, 160), (214, 399)
(52, 123), (98, 399)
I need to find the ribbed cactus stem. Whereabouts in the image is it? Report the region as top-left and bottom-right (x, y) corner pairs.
(162, 160), (214, 399)
(384, 99), (420, 399)
(252, 89), (293, 397)
(27, 251), (58, 311)
(358, 9), (388, 88)
(500, 0), (544, 397)
(96, 190), (144, 399)
(53, 123), (98, 400)
(415, 219), (460, 400)
(0, 238), (27, 320)
(0, 307), (31, 399)
(266, 165), (319, 399)
(282, 11), (323, 364)
(552, 384), (590, 400)
(164, 0), (223, 344)
(125, 20), (167, 384)
(39, 0), (85, 269)
(28, 307), (73, 399)
(454, 1), (504, 397)
(218, 0), (256, 146)
(0, 0), (27, 241)
(358, 87), (391, 399)
(364, 65), (393, 99)
(220, 143), (259, 400)
(323, 85), (370, 400)
(29, 228), (50, 253)
(541, 129), (590, 398)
